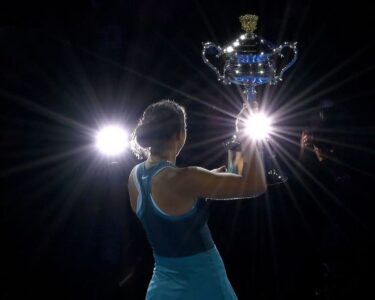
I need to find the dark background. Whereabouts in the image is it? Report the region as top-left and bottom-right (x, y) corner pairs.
(1, 0), (374, 299)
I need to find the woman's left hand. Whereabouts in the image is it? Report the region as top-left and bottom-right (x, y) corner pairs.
(211, 165), (227, 173)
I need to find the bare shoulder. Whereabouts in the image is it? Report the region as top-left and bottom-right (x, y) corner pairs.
(163, 165), (243, 199)
(157, 165), (220, 185)
(151, 166), (203, 194)
(127, 165), (137, 186)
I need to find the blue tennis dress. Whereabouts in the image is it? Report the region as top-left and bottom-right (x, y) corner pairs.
(132, 161), (238, 300)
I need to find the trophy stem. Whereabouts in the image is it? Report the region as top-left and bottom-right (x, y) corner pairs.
(233, 86), (289, 186)
(244, 86), (257, 104)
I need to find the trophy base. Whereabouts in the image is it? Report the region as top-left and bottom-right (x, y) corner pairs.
(266, 168), (288, 186)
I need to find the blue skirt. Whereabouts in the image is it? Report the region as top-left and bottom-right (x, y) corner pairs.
(146, 246), (238, 300)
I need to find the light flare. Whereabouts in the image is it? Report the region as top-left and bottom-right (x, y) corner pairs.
(96, 125), (128, 155)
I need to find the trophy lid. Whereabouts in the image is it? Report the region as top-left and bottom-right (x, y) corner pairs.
(223, 14), (274, 55)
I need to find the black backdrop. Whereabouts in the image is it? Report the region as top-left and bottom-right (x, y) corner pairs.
(1, 1), (374, 299)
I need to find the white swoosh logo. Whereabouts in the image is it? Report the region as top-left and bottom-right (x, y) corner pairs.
(142, 175), (148, 180)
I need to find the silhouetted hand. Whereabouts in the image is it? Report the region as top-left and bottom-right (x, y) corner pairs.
(236, 101), (259, 141)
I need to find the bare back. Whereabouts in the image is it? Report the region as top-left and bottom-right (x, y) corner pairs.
(128, 164), (197, 216)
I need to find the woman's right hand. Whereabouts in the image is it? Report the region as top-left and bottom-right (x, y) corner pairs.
(235, 103), (249, 134)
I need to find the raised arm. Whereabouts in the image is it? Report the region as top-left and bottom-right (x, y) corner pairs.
(172, 104), (266, 200)
(172, 139), (266, 200)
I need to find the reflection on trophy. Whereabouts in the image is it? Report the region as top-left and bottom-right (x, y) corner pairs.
(202, 14), (298, 185)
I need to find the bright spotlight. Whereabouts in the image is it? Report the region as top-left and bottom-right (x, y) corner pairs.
(245, 113), (272, 140)
(96, 125), (128, 155)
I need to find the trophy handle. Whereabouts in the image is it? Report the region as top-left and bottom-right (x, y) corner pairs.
(202, 42), (225, 82)
(274, 42), (298, 82)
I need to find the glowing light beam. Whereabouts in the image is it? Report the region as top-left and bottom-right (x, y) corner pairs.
(245, 113), (272, 140)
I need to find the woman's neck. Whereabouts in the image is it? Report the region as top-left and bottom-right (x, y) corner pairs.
(147, 153), (176, 165)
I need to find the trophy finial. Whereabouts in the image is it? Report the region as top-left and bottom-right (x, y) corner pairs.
(239, 14), (258, 33)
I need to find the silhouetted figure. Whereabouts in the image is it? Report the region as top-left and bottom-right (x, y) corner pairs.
(127, 100), (266, 299)
(298, 100), (360, 299)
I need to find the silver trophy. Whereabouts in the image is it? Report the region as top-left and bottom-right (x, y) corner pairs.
(202, 14), (298, 185)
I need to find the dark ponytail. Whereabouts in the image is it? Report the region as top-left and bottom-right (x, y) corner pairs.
(130, 100), (186, 159)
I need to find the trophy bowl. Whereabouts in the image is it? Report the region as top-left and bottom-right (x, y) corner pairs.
(202, 14), (297, 95)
